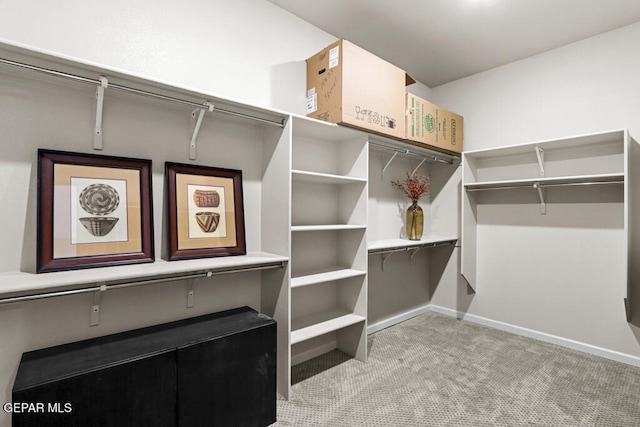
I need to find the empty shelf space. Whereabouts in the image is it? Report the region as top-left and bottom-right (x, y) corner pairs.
(292, 170), (367, 185)
(464, 173), (624, 191)
(463, 129), (626, 159)
(290, 309), (366, 345)
(291, 225), (367, 232)
(291, 267), (366, 288)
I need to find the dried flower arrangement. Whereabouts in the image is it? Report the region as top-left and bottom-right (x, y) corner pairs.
(391, 172), (431, 203)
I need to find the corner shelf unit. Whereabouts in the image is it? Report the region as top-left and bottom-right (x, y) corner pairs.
(461, 129), (639, 320)
(367, 136), (460, 265)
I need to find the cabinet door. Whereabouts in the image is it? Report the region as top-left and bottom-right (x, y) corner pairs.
(177, 323), (276, 427)
(12, 351), (176, 427)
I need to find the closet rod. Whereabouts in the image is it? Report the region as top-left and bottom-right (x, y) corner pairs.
(465, 180), (624, 192)
(0, 262), (284, 305)
(369, 141), (454, 165)
(0, 57), (285, 128)
(368, 240), (456, 255)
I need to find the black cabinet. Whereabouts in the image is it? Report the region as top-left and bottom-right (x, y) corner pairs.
(12, 306), (276, 427)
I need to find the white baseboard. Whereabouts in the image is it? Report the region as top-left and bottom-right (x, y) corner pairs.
(291, 341), (337, 366)
(367, 304), (431, 335)
(428, 304), (640, 369)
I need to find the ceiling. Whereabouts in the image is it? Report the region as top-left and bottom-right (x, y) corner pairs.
(268, 0), (640, 88)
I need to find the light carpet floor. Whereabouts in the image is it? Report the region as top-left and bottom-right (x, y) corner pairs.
(272, 312), (640, 426)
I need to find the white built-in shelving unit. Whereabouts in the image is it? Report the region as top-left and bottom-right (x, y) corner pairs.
(461, 129), (639, 320)
(289, 116), (369, 371)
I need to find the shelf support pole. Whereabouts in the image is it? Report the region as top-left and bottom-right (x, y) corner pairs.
(94, 76), (108, 150)
(411, 158), (427, 176)
(535, 146), (545, 177)
(189, 102), (214, 160)
(533, 182), (546, 214)
(90, 283), (107, 327)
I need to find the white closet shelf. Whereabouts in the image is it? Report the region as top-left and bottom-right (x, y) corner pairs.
(0, 252), (288, 301)
(291, 267), (366, 289)
(290, 308), (366, 345)
(464, 173), (624, 192)
(291, 170), (367, 185)
(463, 129), (626, 158)
(291, 225), (367, 232)
(368, 236), (458, 253)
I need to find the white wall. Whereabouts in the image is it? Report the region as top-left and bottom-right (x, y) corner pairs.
(0, 0), (336, 114)
(431, 22), (640, 150)
(430, 22), (640, 358)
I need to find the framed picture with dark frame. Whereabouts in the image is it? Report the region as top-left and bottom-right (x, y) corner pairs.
(165, 162), (246, 261)
(37, 149), (154, 273)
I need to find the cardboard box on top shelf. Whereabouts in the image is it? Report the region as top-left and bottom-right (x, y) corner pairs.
(306, 39), (406, 139)
(405, 93), (463, 155)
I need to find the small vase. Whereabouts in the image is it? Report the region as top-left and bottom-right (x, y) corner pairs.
(406, 201), (423, 241)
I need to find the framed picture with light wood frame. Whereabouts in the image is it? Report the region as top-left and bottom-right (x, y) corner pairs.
(36, 149), (154, 273)
(165, 162), (246, 261)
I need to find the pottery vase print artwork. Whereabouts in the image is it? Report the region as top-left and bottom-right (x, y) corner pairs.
(70, 178), (128, 244)
(193, 189), (220, 208)
(192, 188), (221, 233)
(78, 183), (120, 237)
(165, 162), (246, 260)
(195, 212), (221, 233)
(187, 185), (227, 239)
(37, 149), (154, 273)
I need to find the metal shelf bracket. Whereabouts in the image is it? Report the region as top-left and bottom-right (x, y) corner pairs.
(381, 251), (396, 271)
(187, 271), (213, 308)
(535, 146), (545, 177)
(187, 278), (196, 308)
(90, 283), (107, 327)
(533, 182), (546, 214)
(409, 247), (422, 264)
(190, 102), (214, 160)
(382, 151), (400, 174)
(94, 76), (108, 150)
(411, 158), (428, 176)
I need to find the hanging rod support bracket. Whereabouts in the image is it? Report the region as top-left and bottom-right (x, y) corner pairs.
(381, 252), (396, 271)
(535, 146), (545, 177)
(533, 182), (546, 214)
(189, 102), (214, 160)
(411, 158), (428, 176)
(94, 76), (108, 151)
(382, 151), (399, 174)
(187, 278), (196, 308)
(90, 283), (107, 327)
(187, 271), (212, 308)
(409, 247), (422, 264)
